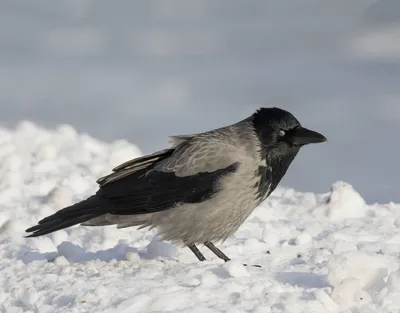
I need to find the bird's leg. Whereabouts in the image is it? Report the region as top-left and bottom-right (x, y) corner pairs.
(188, 244), (206, 261)
(204, 241), (262, 268)
(204, 241), (231, 262)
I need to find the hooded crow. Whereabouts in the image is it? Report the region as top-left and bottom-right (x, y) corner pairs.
(26, 107), (326, 263)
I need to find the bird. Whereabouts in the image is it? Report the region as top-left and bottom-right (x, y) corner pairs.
(26, 107), (326, 264)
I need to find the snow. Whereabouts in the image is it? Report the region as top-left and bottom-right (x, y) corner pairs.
(326, 181), (367, 221)
(1, 123), (400, 313)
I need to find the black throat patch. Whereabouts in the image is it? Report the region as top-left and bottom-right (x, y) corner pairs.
(254, 165), (273, 201)
(254, 151), (298, 201)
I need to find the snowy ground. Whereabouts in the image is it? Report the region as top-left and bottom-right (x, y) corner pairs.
(1, 123), (400, 313)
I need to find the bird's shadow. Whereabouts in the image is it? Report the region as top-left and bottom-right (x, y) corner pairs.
(275, 271), (330, 289)
(18, 241), (175, 264)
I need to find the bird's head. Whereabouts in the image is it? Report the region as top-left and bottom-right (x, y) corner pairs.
(252, 107), (327, 160)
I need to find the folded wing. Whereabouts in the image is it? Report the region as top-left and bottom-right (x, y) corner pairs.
(26, 136), (240, 237)
(98, 137), (240, 215)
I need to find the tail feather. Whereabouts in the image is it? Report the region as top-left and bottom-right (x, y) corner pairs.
(25, 195), (108, 237)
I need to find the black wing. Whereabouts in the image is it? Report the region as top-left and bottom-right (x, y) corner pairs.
(25, 138), (240, 237)
(99, 156), (238, 215)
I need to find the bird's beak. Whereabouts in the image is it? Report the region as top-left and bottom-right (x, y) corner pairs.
(290, 127), (327, 146)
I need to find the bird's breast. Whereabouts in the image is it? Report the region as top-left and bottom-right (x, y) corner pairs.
(151, 162), (265, 244)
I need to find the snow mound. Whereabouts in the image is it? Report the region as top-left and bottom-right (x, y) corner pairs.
(327, 251), (389, 309)
(325, 181), (367, 221)
(0, 123), (399, 313)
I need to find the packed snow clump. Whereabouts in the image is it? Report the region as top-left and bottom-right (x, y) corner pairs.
(325, 181), (367, 221)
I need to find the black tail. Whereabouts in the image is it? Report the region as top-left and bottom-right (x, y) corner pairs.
(25, 195), (108, 237)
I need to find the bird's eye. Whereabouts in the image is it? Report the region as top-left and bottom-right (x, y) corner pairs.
(279, 130), (286, 137)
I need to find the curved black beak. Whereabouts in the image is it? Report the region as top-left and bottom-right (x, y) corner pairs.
(291, 127), (327, 146)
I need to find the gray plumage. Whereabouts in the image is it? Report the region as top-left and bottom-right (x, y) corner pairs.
(26, 107), (326, 264)
(87, 118), (262, 244)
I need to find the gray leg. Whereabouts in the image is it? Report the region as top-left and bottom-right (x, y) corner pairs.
(204, 242), (231, 262)
(188, 244), (206, 261)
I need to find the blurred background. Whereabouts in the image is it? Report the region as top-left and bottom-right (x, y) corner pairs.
(0, 0), (399, 203)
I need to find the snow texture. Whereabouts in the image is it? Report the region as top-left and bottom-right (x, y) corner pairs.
(1, 123), (400, 313)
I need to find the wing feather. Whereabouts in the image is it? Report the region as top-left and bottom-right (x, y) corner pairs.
(168, 135), (194, 148)
(97, 149), (174, 186)
(155, 138), (239, 177)
(96, 134), (241, 215)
